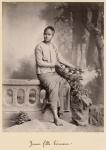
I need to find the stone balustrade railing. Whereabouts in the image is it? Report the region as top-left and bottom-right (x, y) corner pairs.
(3, 79), (43, 112)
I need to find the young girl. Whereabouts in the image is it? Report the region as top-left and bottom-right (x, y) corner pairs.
(35, 26), (75, 126)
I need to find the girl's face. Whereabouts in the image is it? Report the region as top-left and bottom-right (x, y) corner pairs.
(44, 29), (54, 43)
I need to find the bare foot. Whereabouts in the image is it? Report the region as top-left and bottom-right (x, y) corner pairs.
(54, 118), (63, 126)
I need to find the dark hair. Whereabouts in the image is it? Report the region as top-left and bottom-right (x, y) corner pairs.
(44, 26), (55, 34)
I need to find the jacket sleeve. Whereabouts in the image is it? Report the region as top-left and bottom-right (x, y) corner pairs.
(55, 47), (75, 68)
(35, 45), (55, 67)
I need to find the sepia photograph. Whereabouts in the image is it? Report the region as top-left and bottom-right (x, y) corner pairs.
(2, 2), (104, 132)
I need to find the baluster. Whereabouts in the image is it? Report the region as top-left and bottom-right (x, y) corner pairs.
(12, 88), (18, 106)
(24, 88), (30, 106)
(35, 86), (41, 105)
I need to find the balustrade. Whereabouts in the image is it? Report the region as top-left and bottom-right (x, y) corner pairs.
(3, 79), (42, 112)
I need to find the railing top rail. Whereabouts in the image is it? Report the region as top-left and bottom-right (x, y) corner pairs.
(2, 79), (40, 86)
